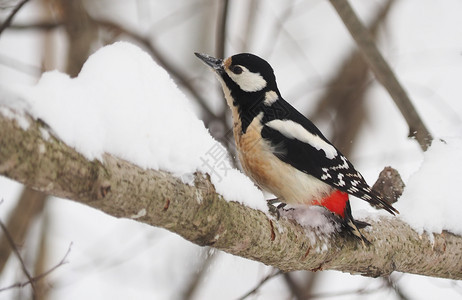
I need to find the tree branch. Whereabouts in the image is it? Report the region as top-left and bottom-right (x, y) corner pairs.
(215, 0), (229, 58)
(237, 269), (282, 300)
(329, 0), (433, 151)
(0, 242), (71, 293)
(312, 0), (396, 156)
(0, 187), (46, 274)
(0, 108), (460, 280)
(0, 221), (37, 297)
(0, 0), (30, 35)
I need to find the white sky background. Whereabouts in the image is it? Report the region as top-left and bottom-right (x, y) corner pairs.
(1, 0), (462, 299)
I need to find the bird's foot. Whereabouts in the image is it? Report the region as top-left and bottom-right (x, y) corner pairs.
(266, 198), (287, 220)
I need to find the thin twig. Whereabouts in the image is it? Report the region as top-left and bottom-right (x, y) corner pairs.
(329, 0), (433, 151)
(0, 52), (43, 76)
(6, 21), (60, 31)
(262, 0), (295, 58)
(309, 283), (385, 298)
(148, 2), (203, 37)
(181, 249), (217, 300)
(237, 269), (282, 300)
(0, 242), (72, 293)
(0, 188), (47, 273)
(0, 221), (36, 297)
(0, 0), (30, 35)
(383, 275), (411, 300)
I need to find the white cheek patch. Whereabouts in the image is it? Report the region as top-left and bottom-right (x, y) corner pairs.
(266, 119), (338, 159)
(264, 90), (278, 106)
(225, 66), (267, 92)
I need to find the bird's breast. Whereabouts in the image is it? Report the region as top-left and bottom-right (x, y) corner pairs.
(234, 113), (332, 204)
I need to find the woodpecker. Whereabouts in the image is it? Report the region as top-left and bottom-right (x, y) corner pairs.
(195, 52), (398, 245)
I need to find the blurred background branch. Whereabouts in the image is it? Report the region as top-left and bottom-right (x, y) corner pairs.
(0, 0), (30, 35)
(329, 0), (433, 151)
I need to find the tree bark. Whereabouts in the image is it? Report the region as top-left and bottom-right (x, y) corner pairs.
(0, 108), (460, 280)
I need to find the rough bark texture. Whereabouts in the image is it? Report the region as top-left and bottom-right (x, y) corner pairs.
(0, 109), (461, 280)
(371, 166), (405, 206)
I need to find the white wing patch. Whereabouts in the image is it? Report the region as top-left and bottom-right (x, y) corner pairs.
(331, 155), (349, 170)
(264, 90), (278, 106)
(321, 168), (331, 180)
(225, 66), (267, 92)
(266, 119), (338, 159)
(337, 174), (345, 186)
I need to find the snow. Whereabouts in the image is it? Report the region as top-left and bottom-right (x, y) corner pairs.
(396, 136), (462, 236)
(0, 88), (30, 130)
(280, 205), (339, 248)
(2, 42), (265, 211)
(130, 208), (147, 219)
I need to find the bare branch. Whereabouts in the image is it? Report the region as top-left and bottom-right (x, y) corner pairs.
(282, 272), (315, 300)
(309, 283), (385, 299)
(240, 0), (258, 51)
(0, 242), (71, 293)
(237, 268), (282, 300)
(262, 0), (296, 59)
(180, 250), (218, 300)
(0, 220), (36, 297)
(312, 0), (396, 156)
(4, 21), (62, 31)
(215, 0), (229, 58)
(57, 0), (98, 77)
(0, 188), (46, 276)
(329, 0), (433, 151)
(0, 109), (461, 280)
(0, 0), (30, 35)
(382, 275), (411, 300)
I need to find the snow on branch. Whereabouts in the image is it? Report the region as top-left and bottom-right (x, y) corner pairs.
(0, 111), (461, 280)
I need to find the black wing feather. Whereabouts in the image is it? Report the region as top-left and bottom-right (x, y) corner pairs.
(260, 100), (398, 215)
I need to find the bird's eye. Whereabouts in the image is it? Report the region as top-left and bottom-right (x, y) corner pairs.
(231, 66), (243, 74)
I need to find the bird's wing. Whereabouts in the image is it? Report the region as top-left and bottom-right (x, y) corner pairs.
(260, 102), (398, 215)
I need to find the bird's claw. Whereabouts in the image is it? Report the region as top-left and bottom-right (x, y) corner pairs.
(266, 198), (287, 220)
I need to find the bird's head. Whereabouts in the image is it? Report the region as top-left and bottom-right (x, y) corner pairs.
(195, 52), (280, 110)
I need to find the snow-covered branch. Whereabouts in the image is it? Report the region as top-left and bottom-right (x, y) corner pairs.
(1, 111), (461, 280)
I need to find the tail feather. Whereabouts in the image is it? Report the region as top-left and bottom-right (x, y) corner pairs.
(367, 189), (399, 215)
(353, 219), (370, 229)
(342, 201), (371, 247)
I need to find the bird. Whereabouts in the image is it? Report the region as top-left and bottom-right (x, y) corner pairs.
(195, 52), (398, 245)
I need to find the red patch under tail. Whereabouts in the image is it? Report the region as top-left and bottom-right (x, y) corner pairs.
(313, 190), (349, 218)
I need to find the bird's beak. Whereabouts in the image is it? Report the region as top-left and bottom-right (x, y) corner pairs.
(195, 52), (224, 73)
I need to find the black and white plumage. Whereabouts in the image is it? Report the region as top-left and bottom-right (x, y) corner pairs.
(195, 52), (398, 244)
